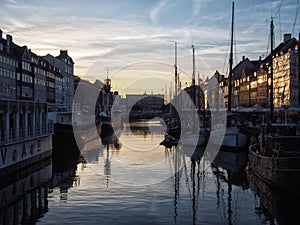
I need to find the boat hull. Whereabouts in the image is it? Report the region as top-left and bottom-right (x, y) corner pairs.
(248, 148), (300, 194)
(210, 131), (248, 151)
(0, 135), (52, 177)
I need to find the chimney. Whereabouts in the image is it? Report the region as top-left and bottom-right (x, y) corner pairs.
(283, 33), (291, 43)
(242, 55), (245, 61)
(60, 49), (68, 56)
(6, 34), (12, 53)
(6, 34), (12, 44)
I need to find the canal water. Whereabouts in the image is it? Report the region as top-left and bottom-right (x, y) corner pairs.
(1, 121), (299, 224)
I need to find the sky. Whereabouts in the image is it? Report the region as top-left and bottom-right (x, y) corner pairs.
(0, 0), (299, 95)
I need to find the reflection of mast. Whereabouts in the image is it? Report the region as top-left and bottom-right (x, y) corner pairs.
(191, 160), (196, 225)
(227, 170), (233, 225)
(173, 146), (180, 224)
(213, 165), (234, 225)
(104, 144), (111, 187)
(216, 167), (221, 209)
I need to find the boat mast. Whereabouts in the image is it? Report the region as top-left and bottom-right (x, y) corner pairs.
(270, 19), (274, 122)
(192, 45), (196, 87)
(228, 0), (234, 112)
(192, 45), (196, 131)
(175, 42), (178, 97)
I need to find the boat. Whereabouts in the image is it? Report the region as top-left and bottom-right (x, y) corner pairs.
(180, 119), (209, 147)
(0, 100), (53, 177)
(160, 134), (178, 148)
(248, 122), (300, 194)
(95, 74), (121, 137)
(211, 113), (248, 150)
(248, 19), (300, 194)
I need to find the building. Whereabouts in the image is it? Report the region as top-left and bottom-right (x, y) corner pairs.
(231, 56), (260, 108)
(256, 65), (268, 107)
(239, 65), (259, 107)
(206, 70), (227, 110)
(43, 50), (75, 111)
(0, 32), (17, 100)
(271, 34), (300, 107)
(126, 93), (164, 114)
(0, 29), (75, 110)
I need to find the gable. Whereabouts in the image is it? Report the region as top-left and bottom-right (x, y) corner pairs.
(22, 47), (31, 61)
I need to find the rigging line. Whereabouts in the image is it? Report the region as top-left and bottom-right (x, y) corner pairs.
(291, 0), (300, 36)
(273, 0), (284, 19)
(266, 24), (271, 58)
(234, 32), (237, 68)
(279, 10), (282, 41)
(222, 37), (231, 76)
(222, 10), (233, 76)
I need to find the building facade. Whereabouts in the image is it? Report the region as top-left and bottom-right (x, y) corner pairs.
(0, 32), (17, 100)
(44, 50), (75, 112)
(205, 33), (300, 110)
(0, 29), (75, 112)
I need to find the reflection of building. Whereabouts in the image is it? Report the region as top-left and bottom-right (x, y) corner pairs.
(248, 171), (300, 224)
(0, 163), (52, 224)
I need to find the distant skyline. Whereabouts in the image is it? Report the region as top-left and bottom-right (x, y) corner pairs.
(0, 0), (299, 95)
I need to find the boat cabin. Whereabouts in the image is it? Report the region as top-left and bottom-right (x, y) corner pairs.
(260, 123), (300, 155)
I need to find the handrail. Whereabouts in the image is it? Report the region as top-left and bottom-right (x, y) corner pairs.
(0, 122), (53, 145)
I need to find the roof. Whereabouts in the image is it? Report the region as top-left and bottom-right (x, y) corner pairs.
(263, 37), (298, 63)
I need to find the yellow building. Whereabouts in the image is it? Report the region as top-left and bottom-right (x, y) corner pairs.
(272, 34), (299, 107)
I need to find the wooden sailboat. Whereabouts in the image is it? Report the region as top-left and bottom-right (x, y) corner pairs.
(248, 19), (300, 195)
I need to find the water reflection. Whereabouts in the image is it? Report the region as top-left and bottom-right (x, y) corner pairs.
(0, 160), (52, 225)
(0, 142), (83, 224)
(248, 171), (300, 224)
(50, 156), (83, 201)
(164, 144), (206, 225)
(211, 150), (249, 225)
(5, 120), (300, 224)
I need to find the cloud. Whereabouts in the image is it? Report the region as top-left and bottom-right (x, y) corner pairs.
(1, 0), (292, 94)
(193, 0), (201, 16)
(150, 0), (169, 24)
